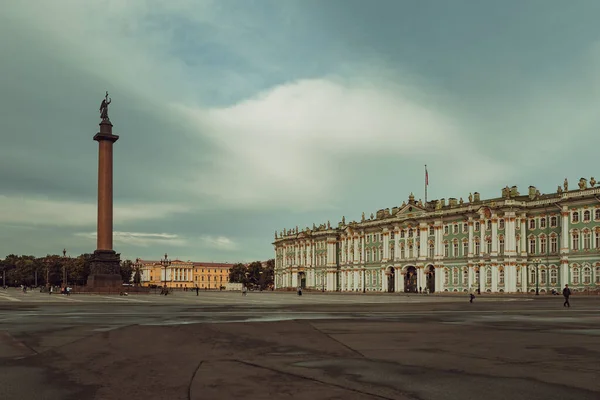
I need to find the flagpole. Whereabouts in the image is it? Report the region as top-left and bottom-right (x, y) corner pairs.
(425, 164), (428, 204)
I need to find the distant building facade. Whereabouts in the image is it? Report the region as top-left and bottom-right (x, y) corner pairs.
(273, 178), (600, 294)
(137, 259), (234, 289)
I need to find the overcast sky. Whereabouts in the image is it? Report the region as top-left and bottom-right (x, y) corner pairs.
(1, 0), (600, 262)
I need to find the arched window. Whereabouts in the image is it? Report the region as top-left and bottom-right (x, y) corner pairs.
(529, 219), (536, 229)
(516, 267), (522, 285)
(444, 269), (449, 285)
(400, 244), (405, 259)
(474, 238), (480, 255)
(529, 237), (536, 254)
(529, 267), (536, 284)
(453, 240), (459, 257)
(429, 226), (435, 236)
(499, 219), (505, 230)
(550, 268), (558, 285)
(463, 268), (468, 285)
(551, 235), (558, 253)
(408, 229), (414, 237)
(429, 242), (435, 258)
(487, 220), (492, 230)
(462, 240), (468, 255)
(444, 242), (449, 257)
(540, 235), (547, 254)
(583, 267), (591, 284)
(475, 222), (480, 231)
(572, 231), (580, 250)
(572, 211), (579, 223)
(583, 210), (591, 222)
(540, 217), (546, 228)
(499, 268), (505, 285)
(452, 268), (459, 285)
(595, 209), (600, 221)
(583, 230), (591, 250)
(550, 216), (558, 227)
(486, 238), (492, 254)
(499, 237), (505, 254)
(516, 235), (521, 253)
(540, 268), (547, 284)
(572, 267), (580, 285)
(486, 268), (492, 284)
(596, 266), (600, 284)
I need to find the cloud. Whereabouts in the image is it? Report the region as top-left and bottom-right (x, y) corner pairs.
(176, 78), (514, 210)
(75, 231), (189, 247)
(199, 235), (238, 251)
(0, 195), (188, 227)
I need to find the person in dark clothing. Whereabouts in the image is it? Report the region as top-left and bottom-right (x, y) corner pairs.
(469, 293), (475, 303)
(195, 286), (199, 296)
(562, 284), (571, 307)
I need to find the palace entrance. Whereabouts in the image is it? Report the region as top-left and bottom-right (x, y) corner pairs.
(297, 272), (306, 289)
(425, 265), (435, 293)
(387, 267), (395, 292)
(404, 266), (417, 293)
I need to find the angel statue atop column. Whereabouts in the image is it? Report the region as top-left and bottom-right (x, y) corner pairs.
(99, 91), (112, 121)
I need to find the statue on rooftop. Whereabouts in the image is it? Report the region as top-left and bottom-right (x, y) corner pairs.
(361, 212), (365, 222)
(557, 185), (563, 195)
(468, 193), (473, 203)
(564, 178), (568, 191)
(342, 216), (345, 225)
(591, 177), (596, 187)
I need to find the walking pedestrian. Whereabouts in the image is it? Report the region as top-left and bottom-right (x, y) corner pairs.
(469, 293), (475, 303)
(195, 286), (199, 296)
(562, 284), (571, 308)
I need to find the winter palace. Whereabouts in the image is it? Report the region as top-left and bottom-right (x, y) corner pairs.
(273, 177), (600, 294)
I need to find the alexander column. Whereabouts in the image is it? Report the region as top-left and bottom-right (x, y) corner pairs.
(87, 92), (122, 289)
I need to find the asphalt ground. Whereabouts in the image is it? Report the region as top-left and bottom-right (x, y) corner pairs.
(0, 290), (599, 400)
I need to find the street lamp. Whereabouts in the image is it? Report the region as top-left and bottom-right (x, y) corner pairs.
(533, 258), (541, 295)
(62, 248), (68, 287)
(160, 253), (171, 291)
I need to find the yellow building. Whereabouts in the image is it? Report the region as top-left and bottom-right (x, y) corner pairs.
(137, 258), (234, 289)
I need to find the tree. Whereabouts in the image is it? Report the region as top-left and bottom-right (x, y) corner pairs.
(229, 263), (247, 283)
(247, 261), (262, 288)
(260, 259), (274, 290)
(120, 259), (133, 283)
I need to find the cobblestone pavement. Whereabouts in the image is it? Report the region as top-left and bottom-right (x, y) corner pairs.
(0, 290), (598, 399)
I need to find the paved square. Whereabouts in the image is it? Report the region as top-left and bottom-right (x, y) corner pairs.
(0, 290), (599, 399)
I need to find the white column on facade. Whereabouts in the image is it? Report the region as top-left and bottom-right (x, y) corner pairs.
(506, 263), (517, 293)
(382, 270), (388, 292)
(505, 213), (516, 256)
(436, 266), (444, 292)
(397, 269), (404, 292)
(353, 235), (360, 265)
(480, 219), (486, 255)
(480, 265), (486, 292)
(361, 234), (366, 264)
(393, 227), (400, 261)
(467, 265), (474, 289)
(491, 264), (498, 292)
(418, 223), (427, 259)
(520, 216), (527, 257)
(561, 208), (570, 254)
(468, 218), (474, 256)
(491, 215), (498, 256)
(382, 229), (390, 262)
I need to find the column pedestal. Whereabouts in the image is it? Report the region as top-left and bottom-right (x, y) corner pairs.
(87, 250), (122, 289)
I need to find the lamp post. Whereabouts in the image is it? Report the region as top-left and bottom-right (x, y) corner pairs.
(134, 258), (142, 287)
(362, 268), (366, 293)
(43, 256), (51, 290)
(62, 248), (68, 287)
(533, 258), (541, 295)
(160, 253), (171, 291)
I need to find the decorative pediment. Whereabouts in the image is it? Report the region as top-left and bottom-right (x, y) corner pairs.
(394, 203), (426, 216)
